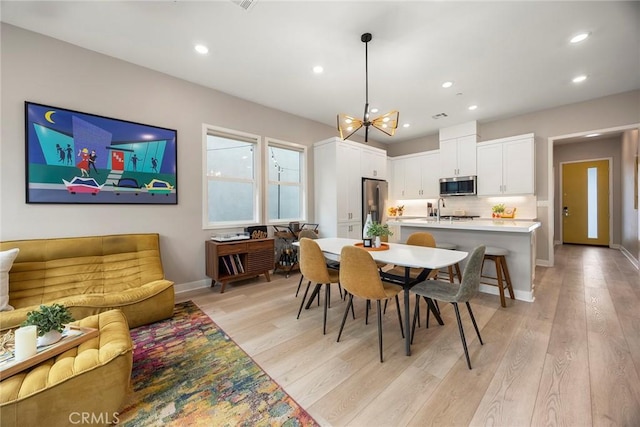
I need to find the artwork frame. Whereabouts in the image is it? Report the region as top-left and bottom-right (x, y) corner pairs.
(25, 101), (177, 204)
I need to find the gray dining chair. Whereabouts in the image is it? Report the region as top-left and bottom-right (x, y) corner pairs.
(410, 245), (486, 369)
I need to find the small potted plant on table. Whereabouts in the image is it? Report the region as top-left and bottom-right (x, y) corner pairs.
(366, 222), (394, 248)
(22, 303), (74, 346)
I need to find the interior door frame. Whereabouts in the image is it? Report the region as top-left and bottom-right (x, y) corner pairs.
(558, 157), (613, 247)
(547, 122), (639, 267)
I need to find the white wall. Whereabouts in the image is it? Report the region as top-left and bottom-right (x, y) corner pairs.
(621, 129), (640, 264)
(0, 24), (350, 286)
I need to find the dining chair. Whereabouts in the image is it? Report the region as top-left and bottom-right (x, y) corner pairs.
(384, 232), (439, 323)
(410, 245), (486, 369)
(337, 245), (404, 363)
(297, 237), (342, 334)
(295, 229), (341, 299)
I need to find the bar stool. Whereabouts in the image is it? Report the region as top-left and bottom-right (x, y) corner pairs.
(435, 242), (462, 283)
(481, 246), (514, 307)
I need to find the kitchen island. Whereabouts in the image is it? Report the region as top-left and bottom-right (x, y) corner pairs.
(387, 218), (541, 302)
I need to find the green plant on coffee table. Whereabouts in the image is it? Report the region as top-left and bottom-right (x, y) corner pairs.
(366, 222), (394, 238)
(22, 304), (74, 336)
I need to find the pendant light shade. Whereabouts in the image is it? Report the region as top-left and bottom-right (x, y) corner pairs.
(337, 33), (399, 142)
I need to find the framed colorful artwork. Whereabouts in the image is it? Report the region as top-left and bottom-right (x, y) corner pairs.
(25, 101), (177, 204)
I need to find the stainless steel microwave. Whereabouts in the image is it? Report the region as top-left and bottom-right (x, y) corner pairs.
(439, 176), (477, 196)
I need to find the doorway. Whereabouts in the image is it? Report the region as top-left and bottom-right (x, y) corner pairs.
(561, 159), (610, 246)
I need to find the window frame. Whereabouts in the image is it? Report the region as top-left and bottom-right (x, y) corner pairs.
(264, 137), (308, 225)
(202, 124), (262, 230)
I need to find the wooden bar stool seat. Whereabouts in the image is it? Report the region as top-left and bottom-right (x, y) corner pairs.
(481, 246), (514, 307)
(435, 242), (462, 283)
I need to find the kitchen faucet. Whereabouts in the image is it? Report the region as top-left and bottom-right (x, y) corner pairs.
(437, 197), (446, 222)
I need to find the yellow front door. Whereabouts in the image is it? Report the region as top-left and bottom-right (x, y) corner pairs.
(562, 159), (609, 245)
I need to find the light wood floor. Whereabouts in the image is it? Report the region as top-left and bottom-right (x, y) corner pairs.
(177, 245), (640, 426)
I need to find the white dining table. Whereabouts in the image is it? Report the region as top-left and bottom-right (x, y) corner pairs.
(294, 237), (468, 356)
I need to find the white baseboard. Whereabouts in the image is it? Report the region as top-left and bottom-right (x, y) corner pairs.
(620, 246), (640, 270)
(175, 279), (209, 295)
(536, 259), (552, 267)
(610, 243), (620, 249)
(479, 284), (535, 303)
(554, 240), (562, 246)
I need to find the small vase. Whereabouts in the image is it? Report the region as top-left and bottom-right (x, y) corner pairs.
(363, 213), (373, 239)
(37, 330), (62, 347)
(374, 236), (381, 248)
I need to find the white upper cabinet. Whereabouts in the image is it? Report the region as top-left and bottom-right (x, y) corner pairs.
(361, 146), (387, 179)
(439, 121), (478, 177)
(390, 150), (440, 200)
(477, 133), (535, 196)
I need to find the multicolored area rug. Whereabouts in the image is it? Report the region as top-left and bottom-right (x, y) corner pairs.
(118, 301), (319, 426)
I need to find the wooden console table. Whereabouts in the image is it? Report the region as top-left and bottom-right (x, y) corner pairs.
(205, 238), (275, 293)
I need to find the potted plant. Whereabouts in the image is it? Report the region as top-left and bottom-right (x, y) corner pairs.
(366, 222), (394, 247)
(22, 303), (74, 346)
(492, 203), (505, 218)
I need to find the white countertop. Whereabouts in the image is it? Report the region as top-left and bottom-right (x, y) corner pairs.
(387, 218), (541, 233)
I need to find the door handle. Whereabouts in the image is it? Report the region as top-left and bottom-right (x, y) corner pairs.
(563, 206), (570, 217)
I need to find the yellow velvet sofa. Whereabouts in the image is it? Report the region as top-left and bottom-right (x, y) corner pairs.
(1, 309), (133, 427)
(0, 233), (174, 331)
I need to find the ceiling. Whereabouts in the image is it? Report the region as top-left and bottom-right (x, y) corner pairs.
(1, 1), (639, 144)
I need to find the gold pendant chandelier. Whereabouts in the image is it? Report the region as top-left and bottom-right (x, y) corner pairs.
(337, 33), (399, 143)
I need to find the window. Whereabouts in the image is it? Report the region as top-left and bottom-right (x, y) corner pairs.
(202, 127), (307, 229)
(266, 138), (306, 222)
(203, 126), (260, 228)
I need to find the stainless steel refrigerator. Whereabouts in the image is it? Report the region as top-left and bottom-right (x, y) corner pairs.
(362, 178), (389, 226)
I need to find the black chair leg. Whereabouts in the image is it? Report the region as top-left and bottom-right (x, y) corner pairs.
(327, 284), (331, 308)
(453, 303), (472, 369)
(383, 299), (388, 314)
(411, 296), (420, 344)
(297, 281), (311, 319)
(377, 300), (384, 363)
(425, 296), (430, 328)
(337, 294), (354, 342)
(394, 295), (404, 339)
(323, 285), (329, 335)
(350, 293), (355, 319)
(366, 300), (370, 325)
(295, 274), (304, 297)
(466, 302), (483, 345)
(338, 283), (343, 299)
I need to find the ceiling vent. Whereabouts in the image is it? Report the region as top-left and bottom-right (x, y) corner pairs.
(432, 113), (448, 120)
(231, 0), (258, 11)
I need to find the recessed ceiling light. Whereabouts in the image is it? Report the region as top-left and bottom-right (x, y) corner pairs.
(442, 81), (454, 88)
(402, 123), (410, 128)
(586, 133), (601, 137)
(570, 33), (590, 43)
(194, 44), (209, 54)
(313, 65), (324, 74)
(468, 105), (478, 110)
(370, 108), (379, 113)
(572, 75), (587, 83)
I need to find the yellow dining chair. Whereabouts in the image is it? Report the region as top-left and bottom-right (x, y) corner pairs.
(337, 245), (404, 363)
(384, 232), (439, 325)
(295, 229), (341, 299)
(410, 245), (486, 369)
(297, 237), (342, 334)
